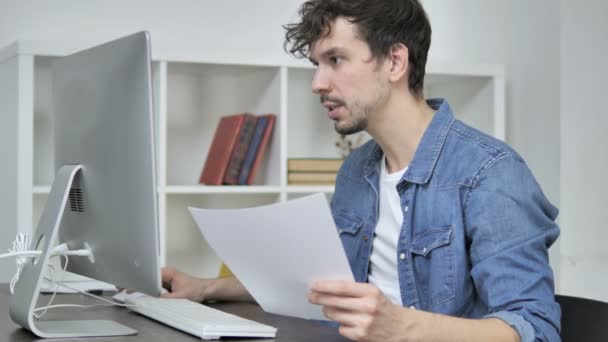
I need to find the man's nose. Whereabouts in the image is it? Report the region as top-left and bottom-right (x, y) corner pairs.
(312, 68), (330, 94)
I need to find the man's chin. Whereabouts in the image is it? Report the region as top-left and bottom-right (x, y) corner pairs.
(335, 121), (366, 135)
(334, 119), (367, 135)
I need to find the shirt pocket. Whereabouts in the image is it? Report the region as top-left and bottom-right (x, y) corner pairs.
(334, 211), (365, 262)
(410, 225), (456, 309)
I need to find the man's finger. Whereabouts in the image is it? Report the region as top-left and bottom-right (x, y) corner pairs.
(160, 290), (183, 299)
(338, 324), (363, 341)
(161, 267), (175, 281)
(309, 292), (369, 312)
(322, 306), (359, 326)
(311, 280), (376, 297)
(161, 267), (175, 289)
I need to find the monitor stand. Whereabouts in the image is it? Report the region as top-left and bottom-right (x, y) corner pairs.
(9, 165), (137, 338)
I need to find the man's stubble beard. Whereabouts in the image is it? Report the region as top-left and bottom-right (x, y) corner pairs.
(334, 79), (388, 136)
(334, 104), (368, 135)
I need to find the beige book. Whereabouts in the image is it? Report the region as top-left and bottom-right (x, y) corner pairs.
(287, 158), (343, 172)
(288, 172), (337, 184)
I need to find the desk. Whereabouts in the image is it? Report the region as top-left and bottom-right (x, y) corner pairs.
(1, 285), (349, 342)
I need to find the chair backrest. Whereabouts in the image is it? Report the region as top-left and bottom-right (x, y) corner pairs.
(556, 294), (608, 342)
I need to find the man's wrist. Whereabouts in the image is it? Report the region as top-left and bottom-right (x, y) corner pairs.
(399, 307), (435, 342)
(199, 277), (219, 302)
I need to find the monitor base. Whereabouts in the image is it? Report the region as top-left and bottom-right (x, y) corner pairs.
(9, 165), (138, 338)
(34, 320), (136, 338)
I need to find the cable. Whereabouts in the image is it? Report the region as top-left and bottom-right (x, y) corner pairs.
(0, 251), (42, 259)
(5, 233), (37, 294)
(33, 255), (68, 319)
(2, 232), (94, 294)
(3, 233), (132, 316)
(33, 260), (134, 317)
(35, 256), (133, 318)
(39, 278), (134, 308)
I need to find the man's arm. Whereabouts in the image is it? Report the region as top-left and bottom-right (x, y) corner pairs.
(309, 280), (519, 342)
(161, 267), (255, 303)
(464, 154), (560, 341)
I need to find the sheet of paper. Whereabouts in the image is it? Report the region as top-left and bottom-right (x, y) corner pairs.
(188, 193), (354, 320)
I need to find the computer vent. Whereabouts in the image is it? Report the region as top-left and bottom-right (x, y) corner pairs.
(69, 188), (85, 212)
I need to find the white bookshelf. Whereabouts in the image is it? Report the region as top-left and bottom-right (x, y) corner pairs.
(0, 39), (505, 281)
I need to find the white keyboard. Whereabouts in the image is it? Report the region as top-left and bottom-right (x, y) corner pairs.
(114, 292), (277, 340)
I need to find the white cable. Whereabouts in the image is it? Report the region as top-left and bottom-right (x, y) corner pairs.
(0, 251), (42, 259)
(39, 278), (134, 308)
(33, 255), (68, 319)
(2, 232), (93, 295)
(49, 243), (92, 257)
(33, 260), (134, 317)
(4, 233), (131, 315)
(6, 233), (35, 294)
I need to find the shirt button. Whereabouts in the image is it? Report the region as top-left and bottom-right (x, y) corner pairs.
(409, 305), (416, 310)
(422, 247), (427, 254)
(404, 206), (409, 213)
(399, 253), (406, 260)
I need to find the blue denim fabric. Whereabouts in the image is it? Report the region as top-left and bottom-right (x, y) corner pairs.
(330, 99), (561, 341)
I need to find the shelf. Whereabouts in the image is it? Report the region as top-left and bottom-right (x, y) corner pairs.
(161, 185), (282, 194)
(286, 185), (335, 194)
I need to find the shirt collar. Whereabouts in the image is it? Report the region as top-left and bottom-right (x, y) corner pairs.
(363, 98), (455, 184)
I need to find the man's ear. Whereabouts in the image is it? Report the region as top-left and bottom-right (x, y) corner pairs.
(388, 43), (409, 83)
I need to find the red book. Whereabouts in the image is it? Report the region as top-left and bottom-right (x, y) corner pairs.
(223, 113), (258, 185)
(246, 114), (276, 185)
(199, 114), (247, 185)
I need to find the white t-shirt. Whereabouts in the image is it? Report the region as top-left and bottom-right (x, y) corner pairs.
(368, 155), (407, 305)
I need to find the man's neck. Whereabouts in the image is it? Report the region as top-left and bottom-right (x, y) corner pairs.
(367, 92), (435, 174)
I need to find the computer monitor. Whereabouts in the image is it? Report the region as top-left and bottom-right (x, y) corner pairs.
(10, 31), (161, 338)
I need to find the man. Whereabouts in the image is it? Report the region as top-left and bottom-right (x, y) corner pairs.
(162, 1), (561, 341)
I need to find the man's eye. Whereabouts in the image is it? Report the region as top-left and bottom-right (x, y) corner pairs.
(329, 56), (343, 64)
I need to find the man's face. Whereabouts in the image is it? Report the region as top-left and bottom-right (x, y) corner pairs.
(309, 17), (390, 135)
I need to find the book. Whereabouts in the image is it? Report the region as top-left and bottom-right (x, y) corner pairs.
(287, 158), (343, 173)
(237, 116), (268, 185)
(238, 114), (276, 185)
(199, 114), (248, 185)
(287, 172), (337, 185)
(223, 113), (258, 185)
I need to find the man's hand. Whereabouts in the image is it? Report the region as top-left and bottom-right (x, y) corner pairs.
(161, 266), (212, 302)
(309, 280), (520, 342)
(161, 266), (256, 303)
(309, 280), (415, 341)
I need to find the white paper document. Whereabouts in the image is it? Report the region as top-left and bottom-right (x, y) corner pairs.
(188, 193), (354, 320)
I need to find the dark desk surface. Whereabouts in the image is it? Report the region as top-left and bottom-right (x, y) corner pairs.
(1, 285), (348, 342)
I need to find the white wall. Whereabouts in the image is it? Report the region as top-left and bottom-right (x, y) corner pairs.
(560, 0), (608, 302)
(0, 0), (302, 64)
(0, 0), (566, 289)
(0, 0), (561, 199)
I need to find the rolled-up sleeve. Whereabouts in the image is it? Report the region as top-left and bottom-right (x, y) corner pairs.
(464, 153), (561, 342)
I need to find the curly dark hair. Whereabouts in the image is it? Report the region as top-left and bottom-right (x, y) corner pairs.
(283, 0), (432, 98)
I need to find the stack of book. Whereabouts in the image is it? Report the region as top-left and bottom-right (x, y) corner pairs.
(287, 158), (343, 185)
(199, 113), (276, 185)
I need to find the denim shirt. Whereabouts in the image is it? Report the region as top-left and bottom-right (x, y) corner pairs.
(330, 99), (561, 342)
